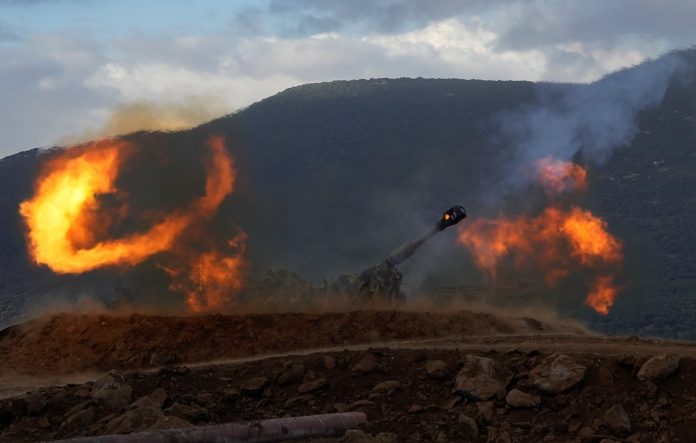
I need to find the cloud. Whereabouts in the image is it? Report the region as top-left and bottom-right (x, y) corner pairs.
(0, 1), (693, 158)
(494, 0), (696, 53)
(0, 22), (20, 42)
(265, 0), (497, 35)
(0, 0), (91, 4)
(0, 32), (111, 155)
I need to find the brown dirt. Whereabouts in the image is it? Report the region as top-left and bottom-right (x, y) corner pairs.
(1, 310), (694, 442)
(0, 309), (586, 375)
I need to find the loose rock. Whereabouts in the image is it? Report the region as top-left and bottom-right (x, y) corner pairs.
(350, 399), (375, 409)
(351, 353), (376, 374)
(495, 431), (512, 443)
(529, 354), (587, 394)
(407, 404), (423, 414)
(104, 407), (164, 434)
(458, 414), (479, 437)
(91, 371), (133, 410)
(425, 360), (449, 379)
(603, 404), (631, 435)
(276, 362), (306, 386)
(452, 354), (512, 400)
(477, 401), (494, 422)
(221, 388), (241, 404)
(323, 355), (337, 370)
(637, 354), (680, 382)
(372, 380), (400, 393)
(298, 377), (326, 394)
(130, 388), (167, 410)
(241, 376), (269, 395)
(60, 407), (95, 434)
(505, 389), (540, 408)
(23, 392), (46, 415)
(164, 402), (208, 422)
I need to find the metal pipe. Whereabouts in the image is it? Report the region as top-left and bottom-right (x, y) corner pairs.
(385, 205), (467, 267)
(49, 412), (367, 443)
(386, 225), (439, 266)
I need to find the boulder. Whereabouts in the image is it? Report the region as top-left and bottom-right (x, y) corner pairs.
(241, 376), (269, 395)
(603, 404), (631, 435)
(351, 354), (376, 374)
(425, 360), (449, 379)
(371, 380), (400, 393)
(637, 354), (680, 382)
(452, 354), (512, 401)
(529, 354), (587, 394)
(164, 402), (209, 422)
(104, 407), (164, 434)
(505, 389), (540, 408)
(350, 399), (376, 409)
(221, 388), (241, 404)
(495, 431), (512, 443)
(285, 395), (313, 408)
(23, 392), (47, 415)
(476, 401), (494, 422)
(323, 355), (337, 370)
(60, 407), (95, 434)
(130, 388), (167, 410)
(297, 377), (327, 394)
(276, 362), (306, 386)
(91, 370), (133, 410)
(458, 414), (479, 437)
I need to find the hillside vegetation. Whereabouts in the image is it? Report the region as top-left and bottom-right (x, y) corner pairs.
(1, 50), (696, 338)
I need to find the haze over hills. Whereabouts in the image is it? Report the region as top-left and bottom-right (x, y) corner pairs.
(1, 48), (695, 338)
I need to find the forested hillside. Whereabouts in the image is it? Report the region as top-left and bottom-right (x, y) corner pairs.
(1, 50), (695, 338)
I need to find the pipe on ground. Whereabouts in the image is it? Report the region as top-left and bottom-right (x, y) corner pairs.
(50, 412), (367, 443)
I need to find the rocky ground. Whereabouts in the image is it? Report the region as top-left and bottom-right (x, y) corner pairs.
(0, 310), (585, 374)
(0, 311), (694, 442)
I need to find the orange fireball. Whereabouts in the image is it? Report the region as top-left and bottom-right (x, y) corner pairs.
(535, 157), (588, 196)
(586, 275), (619, 315)
(19, 135), (246, 312)
(457, 205), (622, 315)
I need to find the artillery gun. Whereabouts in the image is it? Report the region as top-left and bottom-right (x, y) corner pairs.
(328, 205), (467, 301)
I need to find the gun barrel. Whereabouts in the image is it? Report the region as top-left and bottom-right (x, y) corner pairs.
(386, 225), (439, 266)
(385, 205), (467, 267)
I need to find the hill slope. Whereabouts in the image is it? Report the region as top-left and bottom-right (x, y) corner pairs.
(1, 50), (696, 337)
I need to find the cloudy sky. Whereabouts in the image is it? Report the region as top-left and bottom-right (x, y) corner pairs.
(0, 0), (694, 158)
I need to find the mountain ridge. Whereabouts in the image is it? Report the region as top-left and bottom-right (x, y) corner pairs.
(1, 49), (695, 337)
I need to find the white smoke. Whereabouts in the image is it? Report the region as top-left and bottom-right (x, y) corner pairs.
(501, 50), (693, 167)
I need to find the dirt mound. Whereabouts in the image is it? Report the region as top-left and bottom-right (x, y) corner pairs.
(0, 346), (692, 442)
(0, 310), (586, 375)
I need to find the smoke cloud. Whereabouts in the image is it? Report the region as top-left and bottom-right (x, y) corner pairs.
(500, 51), (693, 169)
(62, 96), (231, 144)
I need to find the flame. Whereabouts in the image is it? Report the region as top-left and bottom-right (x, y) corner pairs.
(535, 157), (587, 196)
(457, 205), (622, 314)
(586, 275), (618, 315)
(19, 135), (246, 312)
(182, 234), (247, 312)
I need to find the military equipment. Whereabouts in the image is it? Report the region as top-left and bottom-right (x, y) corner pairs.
(346, 205), (467, 301)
